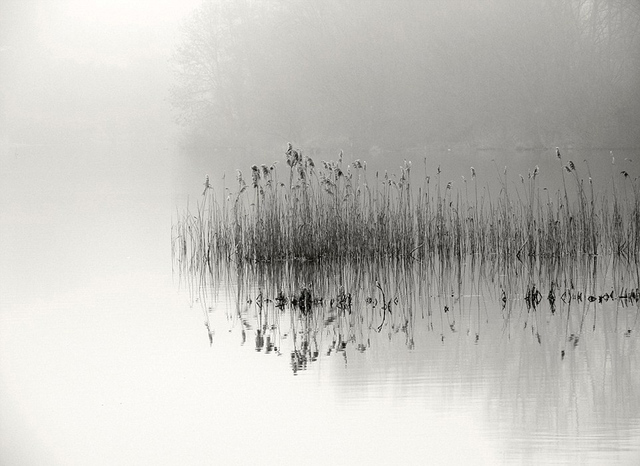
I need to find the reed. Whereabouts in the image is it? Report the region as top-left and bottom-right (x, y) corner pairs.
(172, 146), (639, 271)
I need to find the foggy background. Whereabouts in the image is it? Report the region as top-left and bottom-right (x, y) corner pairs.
(1, 0), (639, 174)
(0, 0), (199, 155)
(172, 0), (640, 166)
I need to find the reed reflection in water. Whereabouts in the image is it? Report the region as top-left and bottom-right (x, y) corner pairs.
(175, 253), (640, 463)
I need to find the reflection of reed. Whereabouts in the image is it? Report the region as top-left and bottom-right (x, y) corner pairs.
(174, 253), (638, 374)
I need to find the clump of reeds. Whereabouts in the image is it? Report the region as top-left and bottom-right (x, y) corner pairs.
(171, 145), (639, 270)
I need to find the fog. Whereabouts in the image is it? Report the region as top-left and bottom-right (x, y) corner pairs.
(169, 0), (640, 166)
(1, 3), (639, 465)
(0, 0), (200, 155)
(2, 0), (639, 171)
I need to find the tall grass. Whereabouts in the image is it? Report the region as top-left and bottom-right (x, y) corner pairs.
(172, 146), (639, 270)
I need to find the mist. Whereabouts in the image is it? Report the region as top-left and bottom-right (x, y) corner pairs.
(2, 3), (640, 465)
(2, 1), (638, 171)
(0, 0), (200, 156)
(169, 0), (640, 167)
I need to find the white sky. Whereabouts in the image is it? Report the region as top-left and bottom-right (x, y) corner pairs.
(0, 0), (205, 146)
(2, 0), (203, 66)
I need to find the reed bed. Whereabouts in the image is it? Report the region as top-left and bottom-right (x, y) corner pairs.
(172, 146), (639, 270)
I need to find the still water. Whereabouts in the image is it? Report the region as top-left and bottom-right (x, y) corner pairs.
(1, 143), (639, 465)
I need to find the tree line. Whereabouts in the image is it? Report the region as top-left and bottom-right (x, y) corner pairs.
(171, 0), (640, 158)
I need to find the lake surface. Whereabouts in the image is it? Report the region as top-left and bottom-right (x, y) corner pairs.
(1, 142), (639, 465)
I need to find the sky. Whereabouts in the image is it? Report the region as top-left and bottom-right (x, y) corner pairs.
(1, 0), (201, 62)
(0, 0), (203, 150)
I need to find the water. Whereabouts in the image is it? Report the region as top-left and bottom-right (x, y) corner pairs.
(1, 142), (639, 465)
(185, 257), (639, 464)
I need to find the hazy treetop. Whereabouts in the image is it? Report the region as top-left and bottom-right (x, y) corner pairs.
(171, 0), (640, 156)
(1, 0), (638, 160)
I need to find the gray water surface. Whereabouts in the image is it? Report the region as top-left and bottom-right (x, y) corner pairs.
(1, 144), (639, 465)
